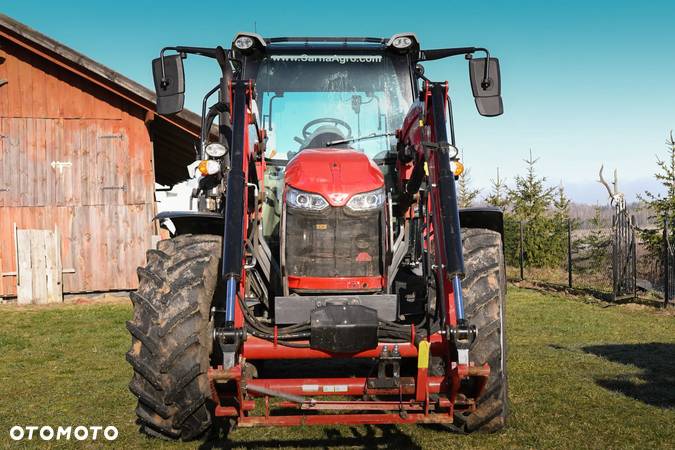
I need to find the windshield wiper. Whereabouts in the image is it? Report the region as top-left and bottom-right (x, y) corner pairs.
(326, 132), (396, 147)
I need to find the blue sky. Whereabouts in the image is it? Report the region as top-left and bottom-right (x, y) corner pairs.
(3, 0), (674, 203)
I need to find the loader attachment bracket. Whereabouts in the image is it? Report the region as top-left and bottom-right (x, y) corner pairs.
(448, 320), (477, 350)
(367, 344), (402, 389)
(214, 327), (246, 369)
(448, 320), (477, 366)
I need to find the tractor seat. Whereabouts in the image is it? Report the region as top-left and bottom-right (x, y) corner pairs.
(301, 125), (350, 150)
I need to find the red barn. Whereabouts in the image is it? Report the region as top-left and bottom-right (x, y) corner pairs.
(0, 14), (198, 300)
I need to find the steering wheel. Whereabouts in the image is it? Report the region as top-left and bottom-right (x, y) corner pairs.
(301, 118), (352, 140)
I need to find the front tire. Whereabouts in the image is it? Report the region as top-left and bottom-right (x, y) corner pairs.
(456, 228), (508, 432)
(126, 234), (221, 440)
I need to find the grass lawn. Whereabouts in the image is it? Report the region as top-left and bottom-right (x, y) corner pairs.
(0, 287), (673, 449)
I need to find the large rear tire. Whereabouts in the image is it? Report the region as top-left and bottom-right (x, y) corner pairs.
(456, 227), (508, 432)
(126, 234), (221, 440)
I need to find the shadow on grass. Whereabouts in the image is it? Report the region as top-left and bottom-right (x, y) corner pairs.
(582, 343), (675, 409)
(199, 423), (422, 449)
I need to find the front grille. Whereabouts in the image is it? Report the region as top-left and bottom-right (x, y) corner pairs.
(285, 206), (382, 278)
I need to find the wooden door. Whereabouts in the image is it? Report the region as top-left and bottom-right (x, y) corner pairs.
(16, 228), (63, 304)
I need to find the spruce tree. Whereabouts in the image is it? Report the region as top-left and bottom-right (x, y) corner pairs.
(458, 168), (481, 208)
(485, 168), (509, 210)
(485, 167), (520, 266)
(508, 150), (559, 267)
(509, 150), (555, 220)
(573, 206), (611, 274)
(638, 131), (675, 262)
(551, 183), (573, 268)
(553, 183), (571, 218)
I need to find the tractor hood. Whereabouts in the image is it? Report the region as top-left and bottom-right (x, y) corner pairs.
(284, 149), (384, 207)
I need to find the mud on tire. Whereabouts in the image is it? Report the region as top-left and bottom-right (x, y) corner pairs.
(126, 234), (221, 440)
(456, 228), (508, 433)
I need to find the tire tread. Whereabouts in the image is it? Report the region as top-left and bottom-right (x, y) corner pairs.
(126, 234), (221, 441)
(457, 228), (508, 433)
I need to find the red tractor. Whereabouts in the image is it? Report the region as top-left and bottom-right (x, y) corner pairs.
(127, 33), (506, 441)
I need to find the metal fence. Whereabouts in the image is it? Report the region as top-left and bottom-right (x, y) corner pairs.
(512, 220), (622, 297)
(612, 206), (637, 300)
(508, 209), (675, 307)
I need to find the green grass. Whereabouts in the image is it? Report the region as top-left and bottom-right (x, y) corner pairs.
(0, 288), (674, 449)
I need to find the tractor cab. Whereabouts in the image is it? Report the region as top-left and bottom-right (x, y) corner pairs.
(236, 35), (416, 296)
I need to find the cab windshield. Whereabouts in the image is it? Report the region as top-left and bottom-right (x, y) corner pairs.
(254, 53), (413, 161)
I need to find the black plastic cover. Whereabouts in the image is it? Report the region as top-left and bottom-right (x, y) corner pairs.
(155, 211), (224, 236)
(275, 294), (397, 324)
(310, 304), (378, 353)
(469, 58), (503, 117)
(285, 207), (382, 280)
(459, 207), (504, 239)
(152, 55), (185, 115)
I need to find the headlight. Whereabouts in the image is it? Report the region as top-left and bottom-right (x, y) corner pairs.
(387, 33), (417, 50)
(197, 159), (221, 176)
(205, 142), (227, 158)
(286, 187), (328, 211)
(450, 160), (464, 176)
(234, 36), (254, 50)
(346, 188), (385, 211)
(391, 36), (413, 49)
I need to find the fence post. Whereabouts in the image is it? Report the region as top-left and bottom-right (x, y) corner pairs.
(665, 217), (670, 307)
(567, 218), (572, 289)
(519, 221), (525, 281)
(612, 209), (618, 300)
(631, 215), (637, 300)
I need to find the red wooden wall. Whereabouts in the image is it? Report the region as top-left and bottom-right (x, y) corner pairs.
(0, 38), (157, 296)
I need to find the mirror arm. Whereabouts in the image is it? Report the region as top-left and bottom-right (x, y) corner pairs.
(469, 48), (492, 90)
(214, 46), (229, 76)
(419, 46), (493, 89)
(419, 47), (478, 61)
(159, 46), (222, 87)
(158, 47), (176, 88)
(158, 45), (235, 152)
(172, 46), (219, 58)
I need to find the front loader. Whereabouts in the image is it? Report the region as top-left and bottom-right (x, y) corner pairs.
(126, 33), (507, 440)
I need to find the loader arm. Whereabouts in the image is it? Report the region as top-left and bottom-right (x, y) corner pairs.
(217, 79), (265, 366)
(397, 81), (477, 369)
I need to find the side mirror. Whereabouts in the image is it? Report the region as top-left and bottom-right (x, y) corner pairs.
(469, 57), (503, 117)
(152, 54), (185, 115)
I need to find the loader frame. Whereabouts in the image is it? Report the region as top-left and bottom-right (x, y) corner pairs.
(152, 35), (504, 427)
(205, 77), (488, 426)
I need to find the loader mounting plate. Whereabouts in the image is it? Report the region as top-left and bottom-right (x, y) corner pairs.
(309, 304), (378, 353)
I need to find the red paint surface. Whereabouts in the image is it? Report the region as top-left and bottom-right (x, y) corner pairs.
(245, 377), (446, 397)
(355, 252), (372, 262)
(236, 413), (454, 426)
(287, 275), (384, 291)
(243, 335), (420, 359)
(284, 149), (384, 206)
